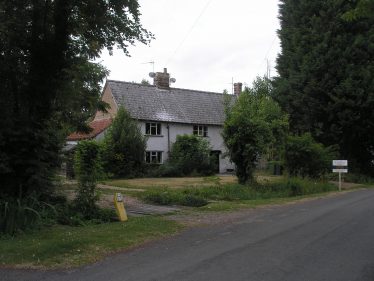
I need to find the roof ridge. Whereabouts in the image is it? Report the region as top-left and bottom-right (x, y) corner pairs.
(106, 79), (231, 96)
(107, 79), (156, 88)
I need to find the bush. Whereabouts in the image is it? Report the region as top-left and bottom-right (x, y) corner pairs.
(167, 134), (215, 176)
(285, 133), (337, 179)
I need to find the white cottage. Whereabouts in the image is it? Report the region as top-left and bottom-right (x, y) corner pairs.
(70, 69), (240, 173)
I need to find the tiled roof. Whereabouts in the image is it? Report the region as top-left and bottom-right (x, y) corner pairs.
(67, 118), (112, 141)
(108, 80), (235, 126)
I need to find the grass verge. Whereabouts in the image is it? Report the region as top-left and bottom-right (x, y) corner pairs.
(0, 217), (182, 269)
(142, 178), (337, 207)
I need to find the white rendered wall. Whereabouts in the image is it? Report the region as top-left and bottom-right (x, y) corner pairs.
(139, 121), (234, 173)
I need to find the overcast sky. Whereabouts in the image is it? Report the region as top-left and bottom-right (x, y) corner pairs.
(99, 0), (281, 93)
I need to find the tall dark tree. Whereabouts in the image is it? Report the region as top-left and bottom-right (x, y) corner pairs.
(0, 1), (152, 198)
(101, 107), (147, 178)
(274, 0), (374, 175)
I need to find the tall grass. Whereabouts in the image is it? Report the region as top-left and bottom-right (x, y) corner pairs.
(142, 178), (337, 207)
(0, 194), (116, 236)
(0, 197), (45, 235)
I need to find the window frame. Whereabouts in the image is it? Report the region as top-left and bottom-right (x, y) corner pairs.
(145, 151), (163, 164)
(193, 125), (208, 137)
(145, 122), (162, 136)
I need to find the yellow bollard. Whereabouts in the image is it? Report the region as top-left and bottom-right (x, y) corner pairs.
(114, 192), (128, 222)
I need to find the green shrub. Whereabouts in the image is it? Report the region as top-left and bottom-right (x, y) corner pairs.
(167, 134), (216, 176)
(285, 133), (337, 178)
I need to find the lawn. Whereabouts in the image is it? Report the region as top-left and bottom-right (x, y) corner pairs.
(101, 174), (282, 190)
(0, 217), (182, 269)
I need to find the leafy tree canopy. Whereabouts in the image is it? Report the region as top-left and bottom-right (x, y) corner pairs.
(0, 1), (152, 198)
(274, 0), (374, 175)
(223, 77), (288, 184)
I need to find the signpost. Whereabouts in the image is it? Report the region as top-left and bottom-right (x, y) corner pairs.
(332, 160), (348, 191)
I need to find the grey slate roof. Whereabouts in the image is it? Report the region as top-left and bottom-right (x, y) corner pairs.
(107, 80), (235, 126)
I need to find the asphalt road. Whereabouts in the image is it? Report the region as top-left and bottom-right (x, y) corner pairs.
(2, 188), (374, 281)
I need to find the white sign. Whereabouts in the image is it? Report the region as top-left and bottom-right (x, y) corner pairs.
(332, 160), (348, 192)
(333, 169), (348, 173)
(333, 160), (348, 166)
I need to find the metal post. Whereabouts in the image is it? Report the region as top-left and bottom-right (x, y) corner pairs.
(339, 172), (342, 191)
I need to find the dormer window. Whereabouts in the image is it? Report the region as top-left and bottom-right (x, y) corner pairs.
(146, 122), (161, 135)
(193, 125), (208, 137)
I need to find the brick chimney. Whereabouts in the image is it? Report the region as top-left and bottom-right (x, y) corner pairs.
(154, 68), (170, 89)
(234, 82), (242, 96)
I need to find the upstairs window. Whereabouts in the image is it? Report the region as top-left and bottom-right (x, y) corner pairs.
(193, 125), (208, 137)
(146, 151), (163, 164)
(146, 122), (161, 135)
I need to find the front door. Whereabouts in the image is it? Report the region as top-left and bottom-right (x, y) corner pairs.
(210, 150), (221, 174)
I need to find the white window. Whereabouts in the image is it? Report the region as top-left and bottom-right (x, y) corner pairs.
(146, 151), (163, 164)
(145, 122), (161, 135)
(193, 125), (208, 137)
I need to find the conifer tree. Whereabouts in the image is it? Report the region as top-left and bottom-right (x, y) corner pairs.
(274, 0), (374, 175)
(102, 107), (146, 178)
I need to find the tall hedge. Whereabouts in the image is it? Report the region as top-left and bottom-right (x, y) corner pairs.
(74, 140), (102, 216)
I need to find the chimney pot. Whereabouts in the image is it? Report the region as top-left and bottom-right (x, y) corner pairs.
(234, 82), (243, 96)
(153, 68), (171, 89)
